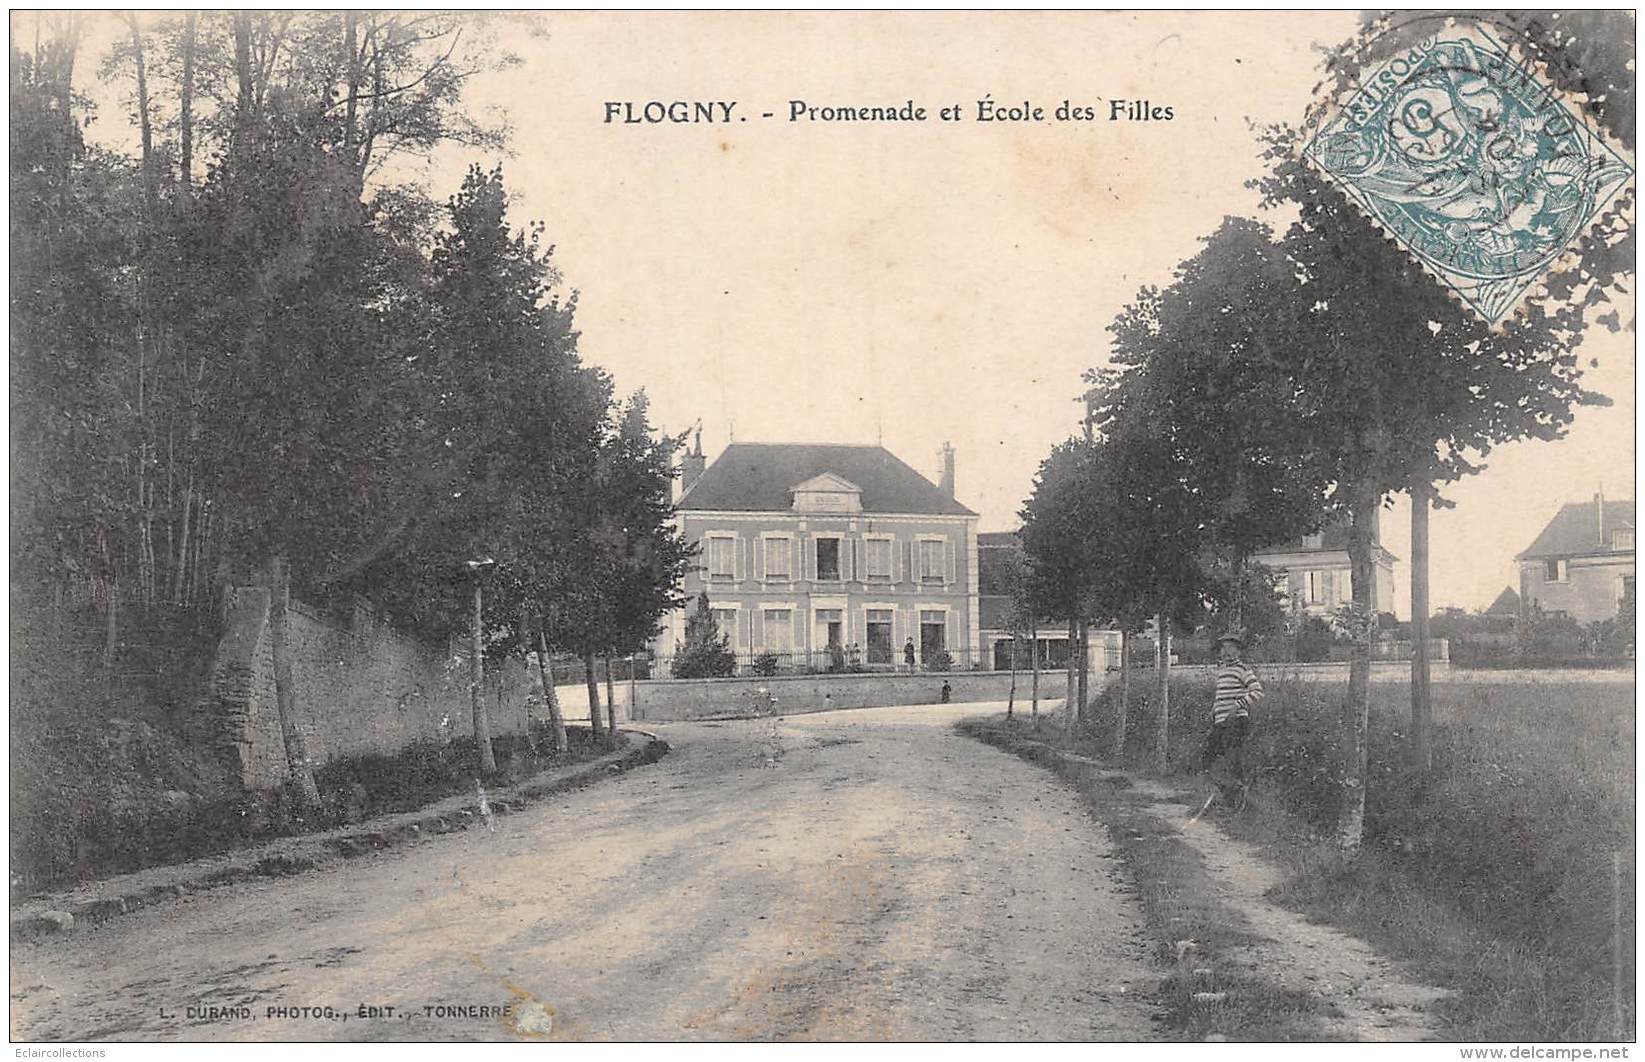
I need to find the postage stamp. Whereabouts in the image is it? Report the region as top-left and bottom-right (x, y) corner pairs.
(1304, 18), (1633, 326)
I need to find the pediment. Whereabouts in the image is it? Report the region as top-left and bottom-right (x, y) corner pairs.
(790, 473), (861, 495)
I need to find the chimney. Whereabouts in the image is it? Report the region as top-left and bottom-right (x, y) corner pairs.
(938, 442), (956, 499)
(681, 426), (707, 495)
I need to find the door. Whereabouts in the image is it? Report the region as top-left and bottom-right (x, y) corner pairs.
(866, 610), (894, 665)
(920, 609), (946, 665)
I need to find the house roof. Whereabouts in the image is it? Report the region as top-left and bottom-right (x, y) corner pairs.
(678, 442), (977, 516)
(1486, 586), (1520, 615)
(1516, 499), (1636, 559)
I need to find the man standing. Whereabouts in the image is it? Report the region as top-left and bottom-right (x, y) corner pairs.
(1204, 630), (1263, 792)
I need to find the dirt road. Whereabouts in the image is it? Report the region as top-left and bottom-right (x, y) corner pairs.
(11, 704), (1161, 1042)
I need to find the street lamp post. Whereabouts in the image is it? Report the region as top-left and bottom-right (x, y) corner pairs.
(467, 557), (497, 775)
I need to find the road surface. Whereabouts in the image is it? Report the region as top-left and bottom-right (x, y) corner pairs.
(11, 704), (1160, 1042)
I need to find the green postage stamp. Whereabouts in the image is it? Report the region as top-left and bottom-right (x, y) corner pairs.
(1305, 18), (1633, 326)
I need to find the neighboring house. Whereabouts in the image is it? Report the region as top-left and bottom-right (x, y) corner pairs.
(1485, 586), (1520, 617)
(654, 438), (980, 671)
(976, 530), (1123, 672)
(1515, 495), (1635, 624)
(1253, 511), (1399, 619)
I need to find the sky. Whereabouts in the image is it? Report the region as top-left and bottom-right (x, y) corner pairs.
(67, 11), (1636, 616)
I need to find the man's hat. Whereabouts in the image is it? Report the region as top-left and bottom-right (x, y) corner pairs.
(1215, 630), (1247, 648)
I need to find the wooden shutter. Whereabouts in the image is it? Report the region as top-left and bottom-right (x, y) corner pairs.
(947, 537), (957, 586)
(903, 541), (913, 584)
(805, 536), (816, 581)
(733, 536), (745, 583)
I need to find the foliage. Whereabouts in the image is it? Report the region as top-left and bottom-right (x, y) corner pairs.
(671, 592), (736, 679)
(751, 652), (779, 677)
(1293, 616), (1338, 663)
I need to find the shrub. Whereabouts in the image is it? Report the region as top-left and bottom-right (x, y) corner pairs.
(925, 649), (953, 672)
(672, 591), (736, 678)
(752, 652), (779, 676)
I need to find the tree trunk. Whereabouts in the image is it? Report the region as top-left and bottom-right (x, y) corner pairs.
(584, 651), (606, 745)
(1076, 619), (1090, 728)
(232, 14), (254, 150)
(123, 14), (157, 212)
(1029, 620), (1040, 727)
(178, 13), (196, 193)
(268, 557), (322, 811)
(1409, 479), (1433, 773)
(1006, 636), (1017, 719)
(1154, 613), (1171, 772)
(1064, 618), (1078, 734)
(104, 575), (118, 673)
(471, 579), (496, 774)
(536, 633), (569, 754)
(1338, 481), (1381, 850)
(604, 654), (618, 731)
(1116, 629), (1131, 760)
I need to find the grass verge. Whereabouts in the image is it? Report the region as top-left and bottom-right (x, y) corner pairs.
(1076, 674), (1635, 1042)
(958, 715), (1343, 1042)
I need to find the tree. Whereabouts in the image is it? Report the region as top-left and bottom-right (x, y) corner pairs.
(1296, 11), (1635, 779)
(1019, 440), (1102, 733)
(673, 592), (736, 678)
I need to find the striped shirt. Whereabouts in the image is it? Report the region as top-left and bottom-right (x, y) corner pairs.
(1213, 663), (1264, 723)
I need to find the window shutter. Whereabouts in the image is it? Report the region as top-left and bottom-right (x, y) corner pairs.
(947, 538), (957, 585)
(754, 537), (764, 581)
(734, 536), (745, 583)
(1337, 569), (1352, 605)
(892, 538), (902, 582)
(806, 537), (816, 581)
(793, 608), (804, 653)
(904, 541), (913, 584)
(753, 608), (763, 651)
(791, 537), (800, 581)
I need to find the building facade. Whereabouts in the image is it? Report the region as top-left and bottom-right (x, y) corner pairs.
(1254, 512), (1399, 619)
(1516, 496), (1635, 624)
(654, 440), (981, 672)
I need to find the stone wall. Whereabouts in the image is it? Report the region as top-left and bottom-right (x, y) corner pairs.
(202, 588), (533, 788)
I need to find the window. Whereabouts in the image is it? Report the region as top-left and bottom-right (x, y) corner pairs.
(865, 538), (893, 580)
(1613, 528), (1635, 551)
(710, 608), (738, 644)
(919, 539), (946, 582)
(816, 538), (841, 581)
(764, 609), (792, 652)
(707, 536), (736, 579)
(866, 609), (894, 664)
(1302, 532), (1325, 549)
(1544, 558), (1568, 582)
(764, 536), (791, 580)
(1304, 570), (1326, 605)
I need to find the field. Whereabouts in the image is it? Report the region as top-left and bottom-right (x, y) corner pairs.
(1072, 674), (1635, 1041)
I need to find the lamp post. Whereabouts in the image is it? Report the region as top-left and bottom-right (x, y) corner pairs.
(467, 557), (497, 775)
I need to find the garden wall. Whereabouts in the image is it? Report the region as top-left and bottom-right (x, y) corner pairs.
(626, 667), (1095, 721)
(202, 587), (534, 788)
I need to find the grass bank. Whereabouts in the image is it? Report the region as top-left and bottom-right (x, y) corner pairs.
(1065, 674), (1635, 1041)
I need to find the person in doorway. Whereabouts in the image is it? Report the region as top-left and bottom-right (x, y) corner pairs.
(1203, 630), (1263, 799)
(903, 637), (917, 672)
